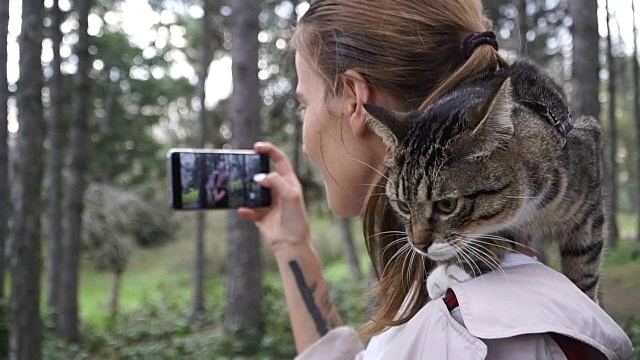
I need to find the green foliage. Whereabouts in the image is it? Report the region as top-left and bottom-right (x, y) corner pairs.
(604, 240), (640, 267)
(42, 266), (369, 359)
(0, 298), (9, 356)
(83, 183), (178, 273)
(621, 315), (640, 360)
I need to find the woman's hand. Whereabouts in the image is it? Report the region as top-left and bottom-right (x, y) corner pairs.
(238, 142), (311, 258)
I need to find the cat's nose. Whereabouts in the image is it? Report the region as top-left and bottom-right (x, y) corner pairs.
(414, 241), (433, 252)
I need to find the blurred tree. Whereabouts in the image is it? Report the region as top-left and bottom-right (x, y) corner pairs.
(258, 0), (325, 208)
(633, 0), (640, 242)
(224, 0), (264, 345)
(569, 0), (600, 119)
(87, 37), (193, 187)
(46, 0), (65, 318)
(336, 216), (362, 282)
(59, 0), (91, 343)
(485, 0), (569, 72)
(605, 0), (619, 247)
(516, 0), (528, 56)
(0, 0), (10, 302)
(192, 0), (216, 324)
(10, 0), (45, 356)
(82, 183), (176, 317)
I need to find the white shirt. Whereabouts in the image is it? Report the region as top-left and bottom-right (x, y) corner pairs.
(297, 255), (633, 360)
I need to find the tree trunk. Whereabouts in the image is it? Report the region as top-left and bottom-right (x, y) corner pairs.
(336, 216), (362, 281)
(58, 0), (91, 343)
(569, 0), (601, 119)
(47, 0), (65, 317)
(632, 0), (640, 242)
(605, 0), (619, 247)
(192, 0), (215, 324)
(10, 0), (45, 357)
(224, 0), (263, 343)
(517, 0), (528, 56)
(0, 0), (10, 302)
(106, 271), (123, 318)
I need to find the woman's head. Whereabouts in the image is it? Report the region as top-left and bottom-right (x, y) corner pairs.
(292, 0), (502, 109)
(292, 0), (506, 337)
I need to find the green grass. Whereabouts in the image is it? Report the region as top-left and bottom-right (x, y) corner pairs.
(181, 189), (199, 204)
(31, 210), (640, 358)
(74, 211), (365, 329)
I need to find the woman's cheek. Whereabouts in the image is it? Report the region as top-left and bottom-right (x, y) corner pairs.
(301, 114), (320, 164)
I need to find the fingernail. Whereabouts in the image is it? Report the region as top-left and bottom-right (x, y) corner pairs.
(254, 141), (266, 147)
(253, 173), (267, 182)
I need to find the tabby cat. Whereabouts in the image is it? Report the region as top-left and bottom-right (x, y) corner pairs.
(365, 60), (605, 302)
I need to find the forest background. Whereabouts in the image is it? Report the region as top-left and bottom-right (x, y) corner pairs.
(1, 0), (640, 358)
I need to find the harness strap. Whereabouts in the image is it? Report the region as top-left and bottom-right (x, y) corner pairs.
(443, 291), (590, 359)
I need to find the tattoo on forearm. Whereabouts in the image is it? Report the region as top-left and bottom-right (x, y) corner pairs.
(289, 261), (329, 336)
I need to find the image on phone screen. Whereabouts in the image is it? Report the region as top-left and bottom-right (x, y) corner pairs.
(169, 150), (271, 210)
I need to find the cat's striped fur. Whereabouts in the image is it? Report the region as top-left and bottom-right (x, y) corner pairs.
(365, 60), (605, 302)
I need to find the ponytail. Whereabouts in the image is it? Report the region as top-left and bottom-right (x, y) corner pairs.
(421, 31), (508, 109)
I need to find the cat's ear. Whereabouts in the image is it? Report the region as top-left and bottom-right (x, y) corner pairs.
(467, 78), (514, 158)
(363, 103), (418, 151)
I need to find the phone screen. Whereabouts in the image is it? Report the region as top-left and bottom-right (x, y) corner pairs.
(168, 149), (271, 210)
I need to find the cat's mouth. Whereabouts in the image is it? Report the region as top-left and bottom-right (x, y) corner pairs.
(414, 242), (457, 261)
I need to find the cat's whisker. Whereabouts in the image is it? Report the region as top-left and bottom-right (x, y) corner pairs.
(452, 240), (482, 279)
(380, 237), (409, 254)
(382, 243), (411, 278)
(370, 230), (407, 239)
(496, 217), (528, 234)
(400, 246), (413, 290)
(459, 241), (500, 271)
(466, 232), (538, 251)
(381, 243), (405, 276)
(406, 250), (417, 291)
(356, 183), (388, 190)
(346, 156), (390, 182)
(501, 195), (541, 200)
(463, 237), (530, 256)
(454, 242), (486, 288)
(463, 242), (512, 287)
(462, 241), (507, 279)
(465, 233), (539, 254)
(357, 192), (388, 203)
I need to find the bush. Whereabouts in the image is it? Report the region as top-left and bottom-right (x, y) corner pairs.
(0, 298), (9, 356)
(42, 269), (369, 359)
(623, 315), (640, 360)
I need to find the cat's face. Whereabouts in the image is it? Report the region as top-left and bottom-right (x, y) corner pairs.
(366, 78), (527, 262)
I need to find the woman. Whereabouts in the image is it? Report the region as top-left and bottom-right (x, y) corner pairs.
(239, 0), (633, 358)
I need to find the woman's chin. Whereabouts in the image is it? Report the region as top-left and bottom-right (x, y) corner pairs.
(327, 195), (362, 218)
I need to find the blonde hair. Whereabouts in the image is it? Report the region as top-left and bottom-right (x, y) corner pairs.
(292, 0), (507, 338)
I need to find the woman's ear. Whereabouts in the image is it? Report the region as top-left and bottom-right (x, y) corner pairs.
(342, 69), (373, 138)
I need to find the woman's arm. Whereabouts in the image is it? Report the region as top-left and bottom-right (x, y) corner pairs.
(238, 142), (342, 353)
(275, 241), (342, 352)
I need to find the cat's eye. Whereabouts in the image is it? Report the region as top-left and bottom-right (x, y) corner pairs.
(434, 198), (458, 214)
(394, 201), (411, 215)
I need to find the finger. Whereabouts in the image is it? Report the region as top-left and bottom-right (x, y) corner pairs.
(254, 141), (295, 176)
(238, 207), (268, 222)
(256, 172), (297, 199)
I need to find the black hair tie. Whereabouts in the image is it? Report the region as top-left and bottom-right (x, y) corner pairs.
(461, 31), (499, 59)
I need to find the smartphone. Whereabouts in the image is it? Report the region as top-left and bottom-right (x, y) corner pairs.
(167, 148), (271, 210)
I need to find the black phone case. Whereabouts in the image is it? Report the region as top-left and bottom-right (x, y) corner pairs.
(168, 149), (271, 210)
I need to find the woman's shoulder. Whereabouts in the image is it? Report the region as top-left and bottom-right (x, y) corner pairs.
(449, 261), (633, 360)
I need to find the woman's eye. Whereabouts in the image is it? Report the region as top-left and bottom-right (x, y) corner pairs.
(435, 198), (458, 214)
(394, 201), (411, 215)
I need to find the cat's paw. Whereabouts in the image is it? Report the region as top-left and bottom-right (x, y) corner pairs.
(426, 264), (473, 300)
